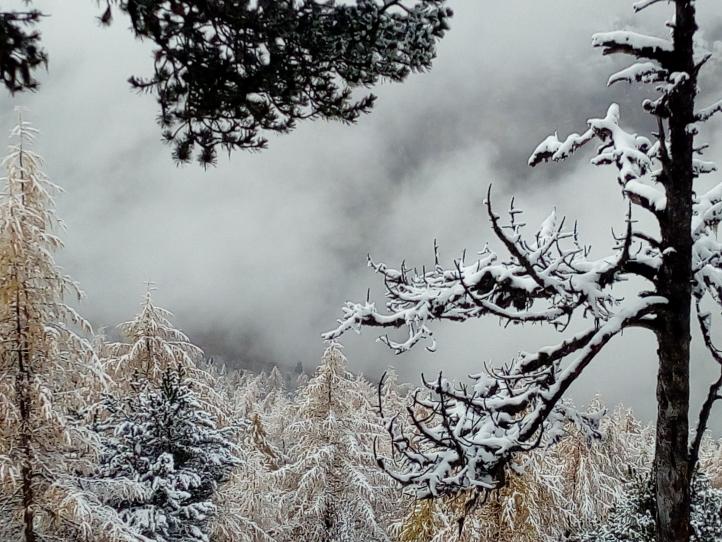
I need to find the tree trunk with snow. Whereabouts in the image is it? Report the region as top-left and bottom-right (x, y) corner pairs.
(326, 2), (721, 541)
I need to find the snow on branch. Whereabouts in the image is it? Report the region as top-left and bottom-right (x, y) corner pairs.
(530, 104), (667, 213)
(591, 31), (673, 63)
(696, 98), (722, 123)
(326, 0), (722, 517)
(325, 188), (658, 354)
(325, 185), (665, 496)
(687, 155), (722, 472)
(632, 0), (671, 13)
(375, 296), (664, 498)
(607, 62), (668, 86)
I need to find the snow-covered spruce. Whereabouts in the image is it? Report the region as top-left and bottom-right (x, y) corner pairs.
(573, 473), (722, 542)
(95, 368), (239, 542)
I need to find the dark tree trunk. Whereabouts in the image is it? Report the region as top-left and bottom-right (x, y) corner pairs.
(16, 288), (36, 542)
(654, 2), (697, 540)
(21, 457), (35, 542)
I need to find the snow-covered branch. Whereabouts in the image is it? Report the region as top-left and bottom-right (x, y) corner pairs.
(326, 186), (663, 497)
(376, 297), (664, 498)
(591, 31), (673, 64)
(696, 98), (722, 123)
(530, 104), (666, 213)
(632, 0), (671, 13)
(325, 189), (658, 354)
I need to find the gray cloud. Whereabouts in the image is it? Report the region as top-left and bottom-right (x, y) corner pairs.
(2, 0), (722, 428)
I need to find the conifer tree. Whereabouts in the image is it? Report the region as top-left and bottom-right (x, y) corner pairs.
(394, 405), (656, 542)
(261, 366), (285, 415)
(106, 288), (203, 387)
(257, 366), (295, 459)
(210, 414), (281, 542)
(395, 498), (448, 542)
(93, 292), (244, 541)
(3, 1), (451, 165)
(277, 344), (394, 542)
(240, 371), (269, 418)
(0, 112), (129, 541)
(575, 473), (722, 542)
(96, 368), (239, 542)
(0, 9), (45, 92)
(105, 287), (232, 421)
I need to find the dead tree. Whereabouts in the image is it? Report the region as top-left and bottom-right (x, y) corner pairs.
(326, 2), (721, 540)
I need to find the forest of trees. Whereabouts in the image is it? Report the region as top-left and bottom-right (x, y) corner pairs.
(0, 114), (720, 541)
(2, 0), (722, 540)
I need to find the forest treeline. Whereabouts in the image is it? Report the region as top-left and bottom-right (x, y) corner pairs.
(1, 114), (722, 542)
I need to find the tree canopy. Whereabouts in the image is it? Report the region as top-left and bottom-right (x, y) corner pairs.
(0, 1), (451, 165)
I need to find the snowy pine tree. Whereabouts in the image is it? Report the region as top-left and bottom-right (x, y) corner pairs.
(575, 473), (722, 542)
(97, 368), (238, 542)
(102, 0), (452, 165)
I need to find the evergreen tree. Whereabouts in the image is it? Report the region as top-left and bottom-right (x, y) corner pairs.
(3, 1), (451, 165)
(104, 288), (232, 423)
(575, 473), (722, 542)
(0, 9), (45, 92)
(97, 368), (238, 542)
(277, 344), (394, 542)
(0, 112), (129, 541)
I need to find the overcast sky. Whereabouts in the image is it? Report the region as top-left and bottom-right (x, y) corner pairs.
(3, 1), (722, 425)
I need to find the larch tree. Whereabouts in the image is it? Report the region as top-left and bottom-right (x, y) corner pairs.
(210, 413), (281, 542)
(276, 344), (394, 542)
(2, 0), (451, 165)
(260, 366), (285, 414)
(394, 405), (659, 542)
(258, 366), (294, 463)
(105, 288), (204, 387)
(0, 113), (130, 541)
(186, 350), (282, 541)
(103, 288), (228, 421)
(325, 1), (722, 540)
